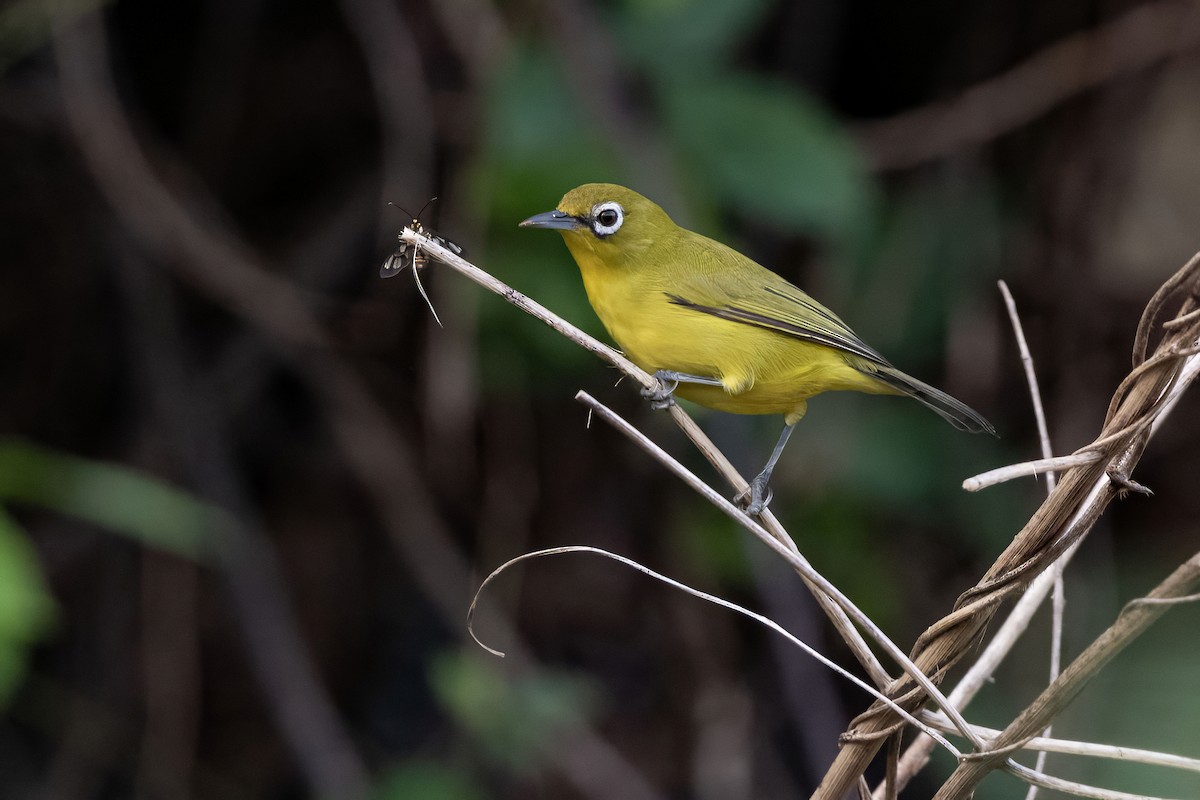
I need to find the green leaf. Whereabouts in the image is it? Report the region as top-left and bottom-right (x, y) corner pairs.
(617, 0), (774, 79)
(0, 507), (55, 706)
(483, 45), (607, 178)
(780, 492), (898, 628)
(430, 650), (594, 770)
(0, 0), (109, 75)
(373, 760), (486, 800)
(840, 173), (1002, 344)
(663, 76), (876, 243)
(0, 438), (224, 561)
(474, 43), (622, 377)
(670, 489), (752, 586)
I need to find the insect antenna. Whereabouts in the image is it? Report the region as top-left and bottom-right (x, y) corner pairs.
(413, 195), (438, 220)
(386, 200), (414, 219)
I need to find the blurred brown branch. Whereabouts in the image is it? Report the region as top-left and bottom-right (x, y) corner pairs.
(338, 0), (435, 204)
(50, 7), (665, 800)
(856, 0), (1200, 170)
(816, 251), (1200, 798)
(52, 13), (371, 800)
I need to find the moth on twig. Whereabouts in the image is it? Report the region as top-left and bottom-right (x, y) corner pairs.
(380, 197), (463, 326)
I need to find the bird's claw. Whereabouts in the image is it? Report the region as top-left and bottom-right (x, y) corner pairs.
(738, 477), (773, 517)
(641, 372), (680, 410)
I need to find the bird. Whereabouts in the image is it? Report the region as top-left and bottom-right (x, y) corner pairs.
(520, 183), (993, 515)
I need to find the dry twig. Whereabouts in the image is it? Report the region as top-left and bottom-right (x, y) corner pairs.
(1001, 281), (1061, 800)
(818, 251), (1200, 799)
(935, 551), (1200, 798)
(919, 712), (1200, 775)
(878, 280), (1070, 797)
(469, 546), (962, 755)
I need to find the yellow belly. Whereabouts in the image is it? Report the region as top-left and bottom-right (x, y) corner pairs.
(602, 297), (894, 422)
(672, 358), (890, 415)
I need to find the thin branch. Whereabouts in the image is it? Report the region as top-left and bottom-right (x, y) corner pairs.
(964, 453), (1101, 491)
(1126, 592), (1200, 608)
(396, 230), (652, 386)
(919, 713), (1200, 775)
(965, 340), (1200, 494)
(1004, 761), (1177, 800)
(468, 546), (962, 756)
(999, 281), (1058, 490)
(967, 339), (1200, 490)
(574, 391), (985, 749)
(1161, 306), (1200, 330)
(1030, 571), (1067, 800)
(995, 280), (1061, 800)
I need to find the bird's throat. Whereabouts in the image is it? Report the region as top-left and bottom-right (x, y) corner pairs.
(561, 233), (644, 354)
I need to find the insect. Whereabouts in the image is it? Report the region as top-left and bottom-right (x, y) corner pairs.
(380, 197), (463, 278)
(381, 197), (463, 326)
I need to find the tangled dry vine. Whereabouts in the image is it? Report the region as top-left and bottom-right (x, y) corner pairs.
(818, 252), (1200, 799)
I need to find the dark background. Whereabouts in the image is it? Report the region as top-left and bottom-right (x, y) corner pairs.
(2, 0), (1199, 797)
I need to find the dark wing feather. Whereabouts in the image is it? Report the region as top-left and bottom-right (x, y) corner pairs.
(666, 285), (892, 367)
(659, 237), (994, 434)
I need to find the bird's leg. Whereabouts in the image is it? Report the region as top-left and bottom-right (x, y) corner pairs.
(741, 422), (796, 516)
(641, 370), (724, 410)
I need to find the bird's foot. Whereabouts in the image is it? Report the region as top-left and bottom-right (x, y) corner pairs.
(738, 475), (773, 517)
(640, 371), (682, 410)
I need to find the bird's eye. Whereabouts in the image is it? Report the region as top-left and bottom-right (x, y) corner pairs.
(591, 202), (624, 237)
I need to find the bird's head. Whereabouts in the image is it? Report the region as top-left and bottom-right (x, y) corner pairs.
(519, 183), (675, 267)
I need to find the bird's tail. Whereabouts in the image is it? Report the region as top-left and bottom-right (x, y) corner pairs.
(872, 366), (995, 435)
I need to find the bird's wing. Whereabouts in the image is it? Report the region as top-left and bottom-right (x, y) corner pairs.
(666, 277), (893, 367)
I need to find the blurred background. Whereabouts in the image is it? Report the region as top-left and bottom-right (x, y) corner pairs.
(2, 0), (1199, 797)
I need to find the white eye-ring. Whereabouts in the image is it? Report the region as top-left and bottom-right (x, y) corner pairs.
(591, 201), (624, 237)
